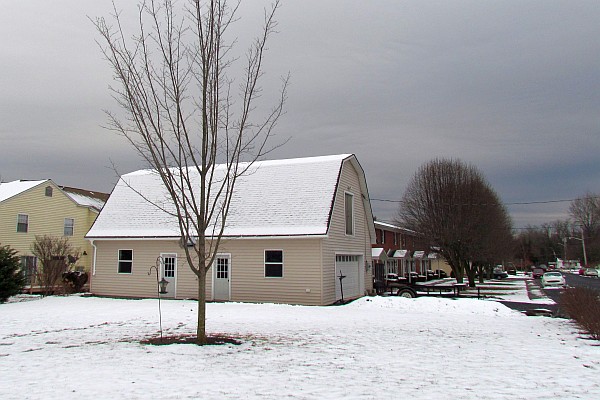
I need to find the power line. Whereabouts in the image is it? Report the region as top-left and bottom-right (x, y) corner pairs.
(370, 196), (598, 206)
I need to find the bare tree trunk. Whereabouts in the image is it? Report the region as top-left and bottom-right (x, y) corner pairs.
(197, 265), (207, 345)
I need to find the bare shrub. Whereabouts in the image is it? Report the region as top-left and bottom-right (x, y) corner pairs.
(560, 287), (600, 340)
(30, 236), (79, 296)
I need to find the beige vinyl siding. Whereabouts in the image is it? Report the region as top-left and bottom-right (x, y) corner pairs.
(91, 237), (325, 305)
(92, 240), (185, 298)
(322, 160), (373, 304)
(219, 238), (323, 305)
(0, 182), (97, 271)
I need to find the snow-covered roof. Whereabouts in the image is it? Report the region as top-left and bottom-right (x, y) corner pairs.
(87, 154), (365, 239)
(374, 220), (417, 235)
(61, 188), (107, 211)
(0, 180), (48, 203)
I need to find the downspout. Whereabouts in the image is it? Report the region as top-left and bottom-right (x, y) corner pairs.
(91, 240), (97, 276)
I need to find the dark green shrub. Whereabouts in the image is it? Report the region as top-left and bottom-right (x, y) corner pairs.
(0, 243), (26, 303)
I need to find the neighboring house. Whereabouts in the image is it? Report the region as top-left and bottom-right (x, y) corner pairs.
(371, 221), (450, 281)
(0, 179), (108, 285)
(86, 154), (376, 306)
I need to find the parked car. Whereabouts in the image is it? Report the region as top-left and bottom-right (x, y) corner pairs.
(578, 268), (585, 275)
(434, 269), (448, 279)
(532, 268), (545, 279)
(493, 269), (509, 279)
(541, 271), (566, 287)
(583, 268), (599, 277)
(507, 268), (517, 275)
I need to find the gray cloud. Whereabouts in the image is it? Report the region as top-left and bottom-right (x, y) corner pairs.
(1, 0), (599, 230)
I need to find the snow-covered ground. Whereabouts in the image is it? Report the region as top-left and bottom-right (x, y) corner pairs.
(1, 294), (599, 399)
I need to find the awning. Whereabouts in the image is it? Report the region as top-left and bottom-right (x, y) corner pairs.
(371, 247), (388, 263)
(413, 251), (425, 258)
(390, 249), (408, 258)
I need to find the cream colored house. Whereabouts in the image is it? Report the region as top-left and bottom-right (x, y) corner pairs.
(0, 179), (108, 283)
(86, 154), (376, 305)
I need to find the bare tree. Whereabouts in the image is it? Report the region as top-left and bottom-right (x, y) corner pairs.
(570, 192), (600, 239)
(397, 158), (512, 286)
(94, 0), (287, 344)
(31, 235), (79, 296)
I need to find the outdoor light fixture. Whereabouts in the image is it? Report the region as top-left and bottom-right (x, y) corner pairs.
(159, 277), (169, 294)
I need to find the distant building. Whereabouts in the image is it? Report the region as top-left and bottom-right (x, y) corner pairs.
(371, 220), (451, 281)
(0, 179), (108, 286)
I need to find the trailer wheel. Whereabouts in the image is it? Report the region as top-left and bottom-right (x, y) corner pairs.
(397, 288), (416, 298)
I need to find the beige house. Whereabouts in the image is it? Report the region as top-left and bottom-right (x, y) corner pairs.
(0, 180), (108, 284)
(86, 154), (376, 305)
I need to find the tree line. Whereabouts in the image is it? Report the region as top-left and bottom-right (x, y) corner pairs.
(515, 193), (600, 268)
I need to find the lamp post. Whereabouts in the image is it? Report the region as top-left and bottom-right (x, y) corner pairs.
(148, 256), (169, 342)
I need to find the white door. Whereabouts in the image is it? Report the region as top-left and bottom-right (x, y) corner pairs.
(335, 255), (362, 301)
(213, 255), (230, 301)
(160, 254), (177, 298)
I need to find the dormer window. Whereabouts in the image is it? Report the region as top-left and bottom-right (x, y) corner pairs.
(45, 186), (53, 197)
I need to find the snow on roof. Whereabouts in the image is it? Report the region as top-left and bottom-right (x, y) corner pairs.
(0, 180), (47, 203)
(87, 154), (354, 238)
(60, 187), (108, 211)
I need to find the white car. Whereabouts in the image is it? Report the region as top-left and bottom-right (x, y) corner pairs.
(541, 271), (566, 287)
(583, 268), (599, 277)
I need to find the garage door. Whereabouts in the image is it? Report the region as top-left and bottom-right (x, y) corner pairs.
(335, 255), (363, 301)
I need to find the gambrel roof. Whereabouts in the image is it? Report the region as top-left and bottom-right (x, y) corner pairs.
(86, 154), (375, 239)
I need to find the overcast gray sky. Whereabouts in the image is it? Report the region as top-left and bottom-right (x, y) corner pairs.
(1, 1), (599, 229)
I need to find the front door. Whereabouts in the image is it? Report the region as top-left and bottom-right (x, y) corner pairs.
(213, 255), (230, 301)
(160, 254), (177, 298)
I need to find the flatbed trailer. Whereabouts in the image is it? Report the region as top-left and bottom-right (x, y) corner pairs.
(376, 277), (467, 298)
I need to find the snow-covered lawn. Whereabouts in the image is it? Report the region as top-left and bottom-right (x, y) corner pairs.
(2, 295), (599, 399)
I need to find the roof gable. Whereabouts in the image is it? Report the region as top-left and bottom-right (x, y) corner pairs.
(0, 180), (48, 203)
(87, 154), (362, 238)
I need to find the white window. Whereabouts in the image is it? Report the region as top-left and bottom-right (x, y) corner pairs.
(345, 192), (354, 235)
(64, 218), (74, 236)
(118, 250), (133, 274)
(265, 250), (283, 278)
(17, 214), (28, 233)
(45, 186), (53, 197)
(163, 255), (176, 278)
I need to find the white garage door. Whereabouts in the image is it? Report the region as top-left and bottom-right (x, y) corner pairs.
(335, 255), (363, 301)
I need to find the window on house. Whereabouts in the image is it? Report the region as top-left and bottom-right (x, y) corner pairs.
(394, 232), (398, 246)
(345, 192), (354, 235)
(64, 218), (74, 236)
(265, 250), (283, 278)
(45, 186), (53, 197)
(118, 250), (133, 274)
(17, 214), (28, 233)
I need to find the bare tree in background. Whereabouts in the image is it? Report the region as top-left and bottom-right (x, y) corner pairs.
(31, 235), (79, 296)
(94, 0), (287, 344)
(569, 193), (600, 264)
(397, 158), (512, 286)
(569, 193), (600, 236)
